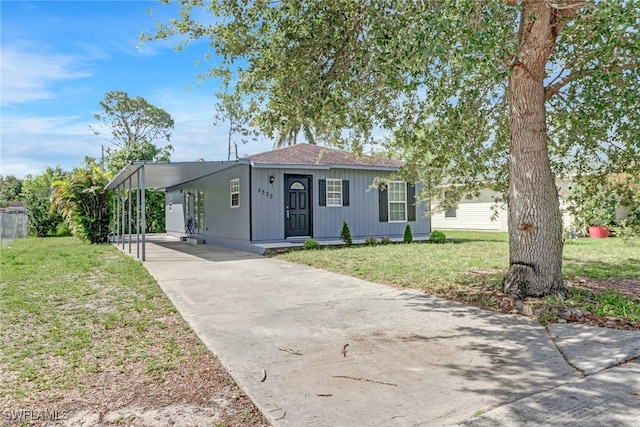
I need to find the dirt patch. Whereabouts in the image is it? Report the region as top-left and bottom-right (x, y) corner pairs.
(567, 277), (640, 300)
(1, 320), (269, 427)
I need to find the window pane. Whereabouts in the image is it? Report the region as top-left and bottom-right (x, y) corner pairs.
(230, 178), (240, 207)
(389, 202), (406, 222)
(290, 182), (305, 190)
(326, 179), (342, 206)
(388, 181), (406, 221)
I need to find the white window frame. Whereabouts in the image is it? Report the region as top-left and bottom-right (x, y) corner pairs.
(388, 181), (407, 223)
(230, 178), (240, 208)
(326, 178), (342, 207)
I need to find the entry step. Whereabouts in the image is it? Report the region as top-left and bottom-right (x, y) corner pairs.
(182, 237), (206, 245)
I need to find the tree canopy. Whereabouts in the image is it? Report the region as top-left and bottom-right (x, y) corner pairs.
(0, 175), (22, 207)
(145, 0), (639, 297)
(147, 0), (637, 190)
(91, 90), (175, 174)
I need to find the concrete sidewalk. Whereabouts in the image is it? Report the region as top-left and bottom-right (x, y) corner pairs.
(123, 238), (640, 426)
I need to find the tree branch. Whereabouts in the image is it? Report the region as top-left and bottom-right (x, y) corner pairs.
(545, 0), (590, 10)
(544, 63), (636, 100)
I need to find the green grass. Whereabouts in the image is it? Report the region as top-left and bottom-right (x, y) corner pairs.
(277, 230), (640, 323)
(0, 237), (193, 403)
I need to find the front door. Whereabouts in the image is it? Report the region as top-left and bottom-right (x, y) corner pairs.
(285, 175), (311, 237)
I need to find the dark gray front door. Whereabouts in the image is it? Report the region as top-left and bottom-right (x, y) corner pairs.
(285, 175), (311, 237)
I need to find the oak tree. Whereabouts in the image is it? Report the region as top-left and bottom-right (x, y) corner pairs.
(145, 0), (639, 298)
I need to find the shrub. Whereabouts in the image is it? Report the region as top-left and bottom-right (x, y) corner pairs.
(380, 236), (392, 245)
(429, 230), (447, 244)
(403, 224), (413, 243)
(566, 177), (616, 232)
(340, 221), (352, 246)
(613, 219), (639, 243)
(51, 159), (111, 244)
(365, 236), (378, 246)
(21, 166), (66, 237)
(55, 222), (72, 237)
(303, 239), (320, 250)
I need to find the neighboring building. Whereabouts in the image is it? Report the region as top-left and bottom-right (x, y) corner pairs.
(107, 144), (430, 254)
(430, 188), (509, 232)
(430, 178), (630, 232)
(0, 202), (28, 243)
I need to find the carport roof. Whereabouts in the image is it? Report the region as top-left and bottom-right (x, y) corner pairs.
(104, 160), (249, 191)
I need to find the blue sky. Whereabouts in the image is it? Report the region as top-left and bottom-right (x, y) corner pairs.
(1, 0), (274, 179)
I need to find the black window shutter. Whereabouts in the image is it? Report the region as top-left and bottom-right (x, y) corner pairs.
(342, 180), (350, 206)
(318, 179), (326, 206)
(407, 183), (416, 221)
(378, 186), (388, 222)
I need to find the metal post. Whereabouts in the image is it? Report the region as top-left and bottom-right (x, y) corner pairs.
(121, 184), (125, 250)
(116, 187), (120, 245)
(112, 191), (116, 243)
(128, 176), (132, 254)
(136, 170), (141, 259)
(141, 166), (146, 261)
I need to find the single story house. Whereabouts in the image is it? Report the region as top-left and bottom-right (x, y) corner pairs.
(430, 178), (630, 232)
(106, 144), (430, 257)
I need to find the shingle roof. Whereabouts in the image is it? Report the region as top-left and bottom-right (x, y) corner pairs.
(243, 144), (404, 169)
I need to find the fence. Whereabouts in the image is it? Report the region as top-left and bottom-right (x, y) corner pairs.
(0, 210), (28, 245)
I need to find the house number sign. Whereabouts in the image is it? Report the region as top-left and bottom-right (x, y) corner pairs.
(257, 188), (274, 199)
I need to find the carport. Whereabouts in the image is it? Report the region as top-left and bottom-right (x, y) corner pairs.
(104, 160), (248, 260)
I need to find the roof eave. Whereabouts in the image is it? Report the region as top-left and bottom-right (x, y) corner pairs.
(249, 162), (402, 171)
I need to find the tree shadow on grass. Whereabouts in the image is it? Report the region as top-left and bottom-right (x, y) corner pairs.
(562, 257), (640, 281)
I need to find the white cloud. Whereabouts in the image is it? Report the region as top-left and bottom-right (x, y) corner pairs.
(0, 112), (103, 178)
(144, 88), (274, 162)
(0, 92), (275, 179)
(0, 42), (91, 106)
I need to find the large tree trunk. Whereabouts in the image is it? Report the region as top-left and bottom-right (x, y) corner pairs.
(503, 2), (567, 298)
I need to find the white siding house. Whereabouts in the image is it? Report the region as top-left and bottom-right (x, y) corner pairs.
(431, 178), (630, 232)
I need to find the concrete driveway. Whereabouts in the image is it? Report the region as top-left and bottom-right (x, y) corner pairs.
(123, 237), (640, 426)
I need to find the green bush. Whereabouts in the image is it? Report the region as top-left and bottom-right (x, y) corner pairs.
(51, 159), (111, 244)
(303, 239), (320, 250)
(403, 224), (413, 244)
(613, 219), (639, 243)
(21, 166), (66, 237)
(380, 236), (392, 245)
(365, 236), (378, 246)
(429, 230), (447, 244)
(55, 222), (72, 237)
(340, 221), (352, 246)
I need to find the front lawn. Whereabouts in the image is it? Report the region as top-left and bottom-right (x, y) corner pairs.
(0, 237), (267, 425)
(277, 231), (640, 327)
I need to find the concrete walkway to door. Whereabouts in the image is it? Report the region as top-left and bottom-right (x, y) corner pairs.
(122, 236), (640, 426)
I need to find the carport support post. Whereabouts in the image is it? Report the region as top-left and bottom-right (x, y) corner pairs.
(136, 170), (141, 259)
(121, 183), (125, 250)
(128, 176), (132, 254)
(111, 191), (116, 243)
(141, 166), (146, 261)
(116, 187), (120, 245)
